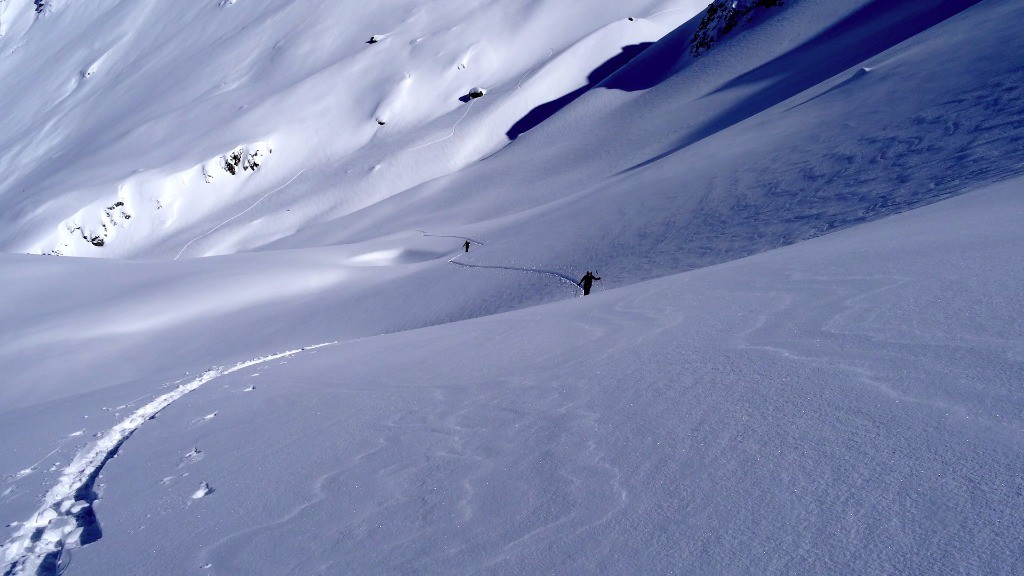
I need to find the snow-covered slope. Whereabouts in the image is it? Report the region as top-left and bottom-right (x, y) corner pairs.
(5, 0), (1018, 270)
(4, 174), (1022, 575)
(0, 0), (695, 258)
(2, 0), (1023, 574)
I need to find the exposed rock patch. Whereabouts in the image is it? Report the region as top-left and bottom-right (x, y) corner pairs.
(690, 0), (784, 57)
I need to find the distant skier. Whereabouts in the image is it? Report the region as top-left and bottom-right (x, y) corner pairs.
(577, 271), (601, 296)
(463, 240), (471, 253)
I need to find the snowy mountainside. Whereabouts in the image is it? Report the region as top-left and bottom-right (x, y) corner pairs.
(0, 0), (1018, 434)
(0, 0), (1019, 451)
(3, 174), (1022, 575)
(0, 0), (694, 258)
(2, 0), (1024, 574)
(273, 0), (1020, 281)
(3, 0), (1013, 275)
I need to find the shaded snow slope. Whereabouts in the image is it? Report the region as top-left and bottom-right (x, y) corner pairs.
(4, 176), (1020, 575)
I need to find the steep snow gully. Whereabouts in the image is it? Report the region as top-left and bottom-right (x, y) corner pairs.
(0, 344), (336, 576)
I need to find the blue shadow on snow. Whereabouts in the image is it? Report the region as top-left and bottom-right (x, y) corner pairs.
(619, 0), (988, 173)
(506, 43), (653, 141)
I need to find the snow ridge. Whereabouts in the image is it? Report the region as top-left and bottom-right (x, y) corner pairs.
(0, 342), (336, 576)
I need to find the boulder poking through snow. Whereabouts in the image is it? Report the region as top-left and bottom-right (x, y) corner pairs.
(191, 481), (214, 499)
(460, 87), (487, 102)
(203, 142), (271, 182)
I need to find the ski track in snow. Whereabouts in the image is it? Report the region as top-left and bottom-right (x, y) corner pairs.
(416, 229), (485, 246)
(3, 428), (92, 485)
(516, 48), (554, 89)
(0, 342), (336, 576)
(7, 446), (62, 484)
(404, 99), (477, 152)
(448, 256), (582, 292)
(114, 393), (153, 411)
(417, 230), (583, 292)
(645, 5), (693, 19)
(173, 170), (306, 260)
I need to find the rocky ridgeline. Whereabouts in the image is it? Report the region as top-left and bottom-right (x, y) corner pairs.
(51, 201), (132, 254)
(204, 144), (270, 182)
(47, 142), (271, 256)
(690, 0), (784, 57)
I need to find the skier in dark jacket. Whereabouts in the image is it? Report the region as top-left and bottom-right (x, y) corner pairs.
(577, 271), (601, 295)
(463, 240), (471, 253)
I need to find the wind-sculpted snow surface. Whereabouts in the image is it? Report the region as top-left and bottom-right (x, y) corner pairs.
(0, 343), (335, 576)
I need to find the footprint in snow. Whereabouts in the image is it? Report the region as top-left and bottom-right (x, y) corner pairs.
(192, 482), (214, 499)
(162, 471), (191, 486)
(189, 412), (218, 427)
(178, 447), (203, 467)
(13, 468), (34, 480)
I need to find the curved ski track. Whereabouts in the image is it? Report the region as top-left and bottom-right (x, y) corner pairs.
(0, 342), (336, 576)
